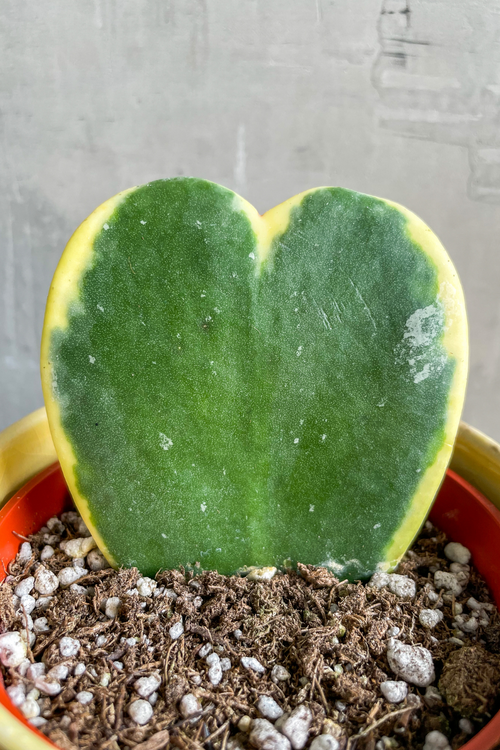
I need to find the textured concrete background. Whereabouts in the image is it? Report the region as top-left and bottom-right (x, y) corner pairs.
(2, 0), (500, 440)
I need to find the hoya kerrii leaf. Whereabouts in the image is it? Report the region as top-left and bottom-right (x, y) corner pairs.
(41, 178), (468, 579)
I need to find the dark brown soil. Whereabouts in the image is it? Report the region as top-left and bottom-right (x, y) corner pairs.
(2, 513), (500, 750)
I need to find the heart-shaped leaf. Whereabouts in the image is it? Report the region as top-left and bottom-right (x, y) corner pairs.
(41, 179), (467, 579)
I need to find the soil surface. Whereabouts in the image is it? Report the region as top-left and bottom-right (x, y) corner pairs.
(1, 512), (500, 750)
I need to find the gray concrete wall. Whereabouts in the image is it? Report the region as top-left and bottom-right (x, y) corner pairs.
(2, 0), (500, 441)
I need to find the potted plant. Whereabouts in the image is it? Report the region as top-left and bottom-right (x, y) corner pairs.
(1, 180), (496, 750)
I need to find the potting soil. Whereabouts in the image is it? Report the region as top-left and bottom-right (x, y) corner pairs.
(1, 513), (500, 750)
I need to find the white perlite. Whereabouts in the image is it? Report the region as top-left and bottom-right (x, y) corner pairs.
(29, 717), (47, 729)
(20, 698), (40, 719)
(310, 737), (340, 750)
(221, 657), (231, 671)
(87, 548), (109, 571)
(33, 617), (51, 634)
(35, 567), (59, 595)
(60, 537), (96, 558)
(369, 572), (416, 599)
(76, 691), (94, 705)
(74, 663), (86, 676)
(387, 575), (416, 599)
(423, 730), (451, 750)
(444, 542), (471, 565)
(280, 705), (313, 750)
(241, 656), (266, 674)
(17, 658), (30, 676)
(14, 577), (35, 597)
(458, 718), (474, 735)
(128, 699), (153, 725)
(134, 674), (161, 698)
(20, 611), (33, 631)
(76, 518), (91, 537)
(137, 577), (157, 597)
(47, 517), (65, 534)
(59, 637), (80, 658)
(380, 680), (408, 703)
(34, 677), (62, 696)
(207, 653), (223, 686)
(169, 620), (184, 640)
(257, 695), (284, 720)
(247, 566), (278, 582)
(58, 566), (88, 588)
(434, 571), (462, 597)
(40, 545), (55, 561)
(70, 584), (87, 595)
(199, 643), (212, 658)
(419, 609), (444, 629)
(180, 693), (202, 719)
(19, 594), (36, 614)
(104, 597), (121, 619)
(467, 597), (494, 612)
(48, 664), (69, 681)
(386, 639), (435, 687)
(450, 562), (470, 579)
(27, 662), (45, 681)
(6, 684), (26, 707)
(17, 542), (32, 564)
(250, 718), (291, 750)
(21, 629), (35, 649)
(454, 614), (479, 633)
(271, 665), (291, 682)
(0, 632), (27, 667)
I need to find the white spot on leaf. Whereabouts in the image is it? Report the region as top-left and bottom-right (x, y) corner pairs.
(404, 305), (443, 348)
(414, 363), (431, 384)
(200, 503), (207, 512)
(89, 355), (95, 364)
(159, 434), (173, 451)
(103, 223), (109, 230)
(395, 302), (447, 385)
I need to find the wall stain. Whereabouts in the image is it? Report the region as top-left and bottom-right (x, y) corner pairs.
(372, 0), (500, 203)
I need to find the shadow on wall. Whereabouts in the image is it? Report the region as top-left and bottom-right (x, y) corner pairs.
(372, 0), (500, 203)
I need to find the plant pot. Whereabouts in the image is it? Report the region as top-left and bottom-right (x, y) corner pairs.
(0, 413), (500, 750)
